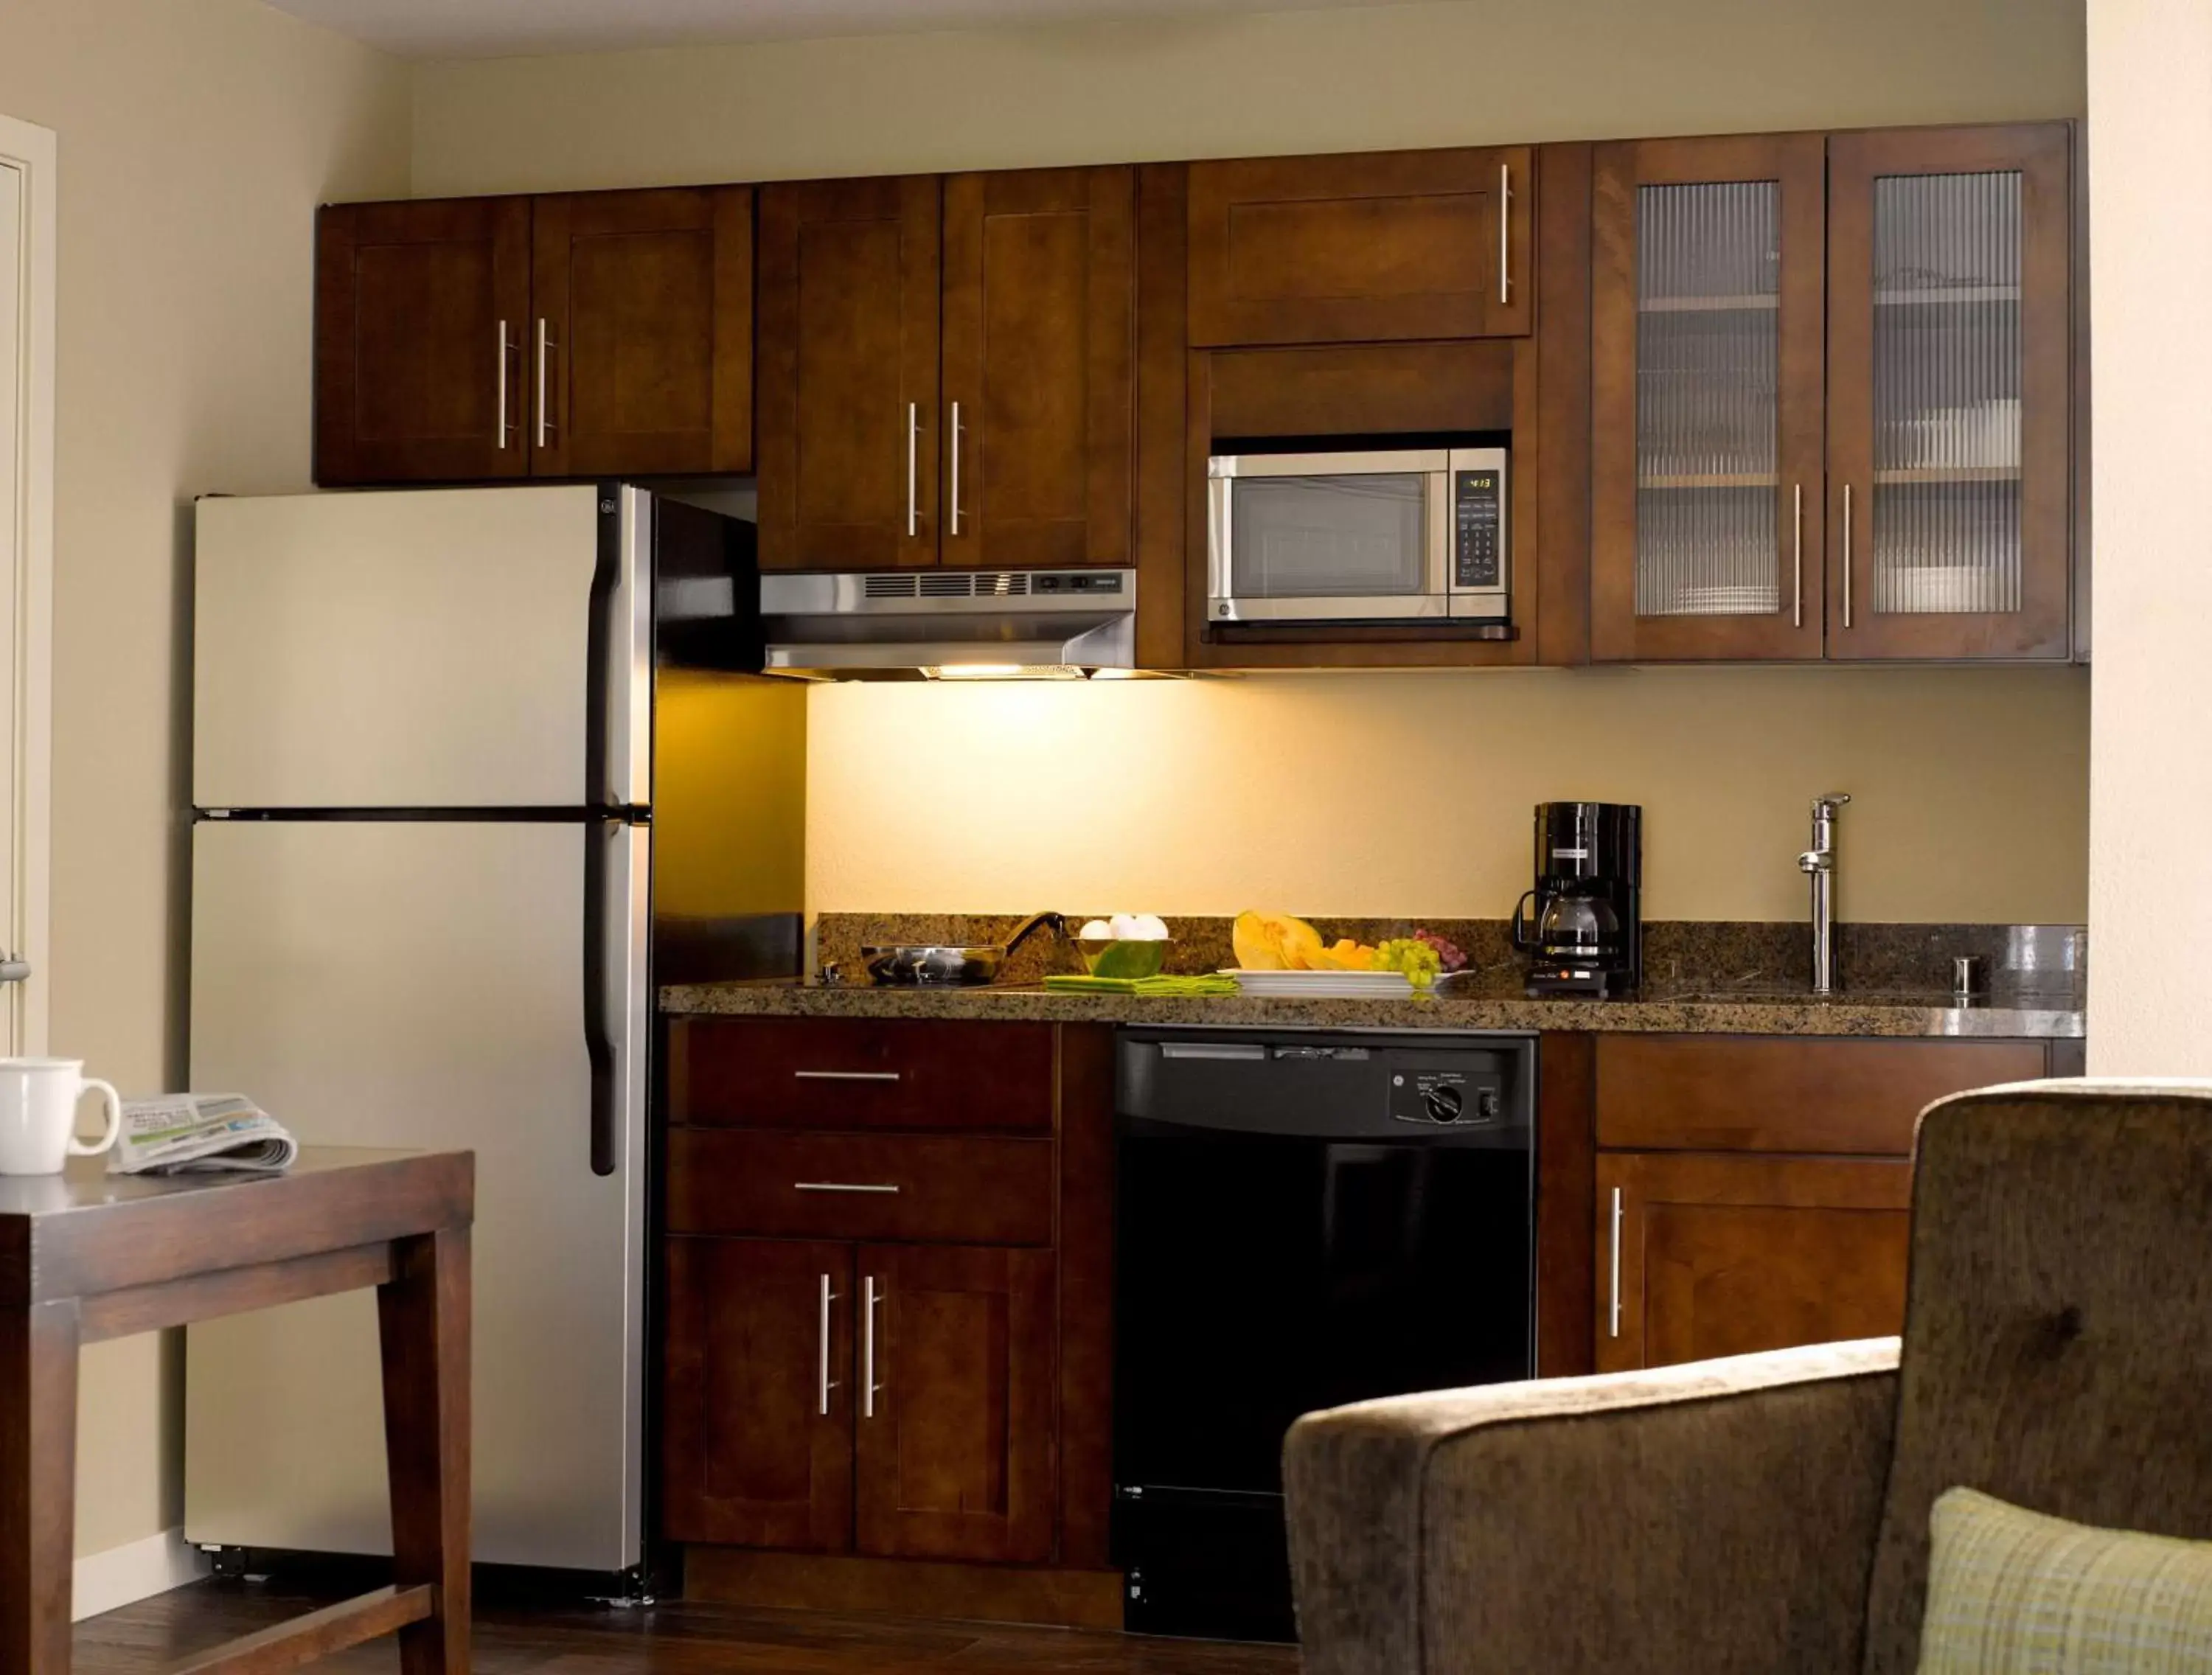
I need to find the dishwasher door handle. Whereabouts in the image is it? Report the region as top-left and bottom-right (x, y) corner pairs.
(1158, 1042), (1267, 1061)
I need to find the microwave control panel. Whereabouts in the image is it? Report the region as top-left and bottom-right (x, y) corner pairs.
(1453, 467), (1503, 591)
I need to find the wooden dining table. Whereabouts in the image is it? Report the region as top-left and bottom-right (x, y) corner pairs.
(0, 1146), (473, 1674)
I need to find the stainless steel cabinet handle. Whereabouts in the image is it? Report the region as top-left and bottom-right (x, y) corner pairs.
(1842, 484), (1854, 630)
(496, 321), (512, 449)
(817, 1272), (838, 1417)
(535, 318), (558, 448)
(794, 1181), (901, 1194)
(949, 401), (964, 537)
(793, 1069), (902, 1083)
(1498, 162), (1512, 307)
(863, 1276), (882, 1418)
(905, 402), (919, 538)
(1608, 1186), (1624, 1339)
(1792, 482), (1804, 628)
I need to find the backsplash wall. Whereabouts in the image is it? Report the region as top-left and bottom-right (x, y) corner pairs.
(805, 666), (2089, 924)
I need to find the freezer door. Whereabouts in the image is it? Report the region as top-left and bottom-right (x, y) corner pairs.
(184, 817), (648, 1573)
(193, 485), (649, 810)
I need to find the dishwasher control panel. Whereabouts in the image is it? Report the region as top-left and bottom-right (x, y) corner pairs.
(1117, 1028), (1534, 1143)
(1390, 1065), (1504, 1127)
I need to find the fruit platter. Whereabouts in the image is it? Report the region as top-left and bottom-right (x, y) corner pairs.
(1226, 913), (1462, 997)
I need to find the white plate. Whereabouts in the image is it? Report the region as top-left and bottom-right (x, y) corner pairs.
(1222, 968), (1415, 998)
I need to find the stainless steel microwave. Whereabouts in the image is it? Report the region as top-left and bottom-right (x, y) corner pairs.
(1207, 446), (1509, 624)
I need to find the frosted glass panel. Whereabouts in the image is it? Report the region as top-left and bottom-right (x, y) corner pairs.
(1633, 181), (1781, 617)
(1229, 475), (1427, 599)
(1870, 171), (2023, 615)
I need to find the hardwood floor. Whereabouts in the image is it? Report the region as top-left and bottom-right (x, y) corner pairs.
(74, 1578), (1304, 1674)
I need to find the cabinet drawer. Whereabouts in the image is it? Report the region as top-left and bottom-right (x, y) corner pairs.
(667, 1130), (1055, 1244)
(1595, 1035), (2048, 1155)
(670, 1017), (1055, 1133)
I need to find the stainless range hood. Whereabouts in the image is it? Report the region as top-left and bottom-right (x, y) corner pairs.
(759, 568), (1136, 679)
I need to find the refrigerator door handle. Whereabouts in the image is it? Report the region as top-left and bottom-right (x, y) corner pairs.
(588, 489), (653, 811)
(583, 817), (617, 1177)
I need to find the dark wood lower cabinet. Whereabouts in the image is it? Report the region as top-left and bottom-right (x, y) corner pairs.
(664, 1236), (1056, 1565)
(1596, 1152), (1913, 1373)
(663, 1238), (854, 1552)
(855, 1244), (1057, 1564)
(661, 1017), (1116, 1604)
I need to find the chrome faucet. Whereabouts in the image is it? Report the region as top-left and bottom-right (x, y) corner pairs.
(1798, 794), (1850, 995)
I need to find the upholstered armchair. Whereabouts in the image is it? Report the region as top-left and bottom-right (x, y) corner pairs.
(1284, 1080), (2212, 1674)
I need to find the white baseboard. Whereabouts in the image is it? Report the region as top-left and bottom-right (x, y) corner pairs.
(73, 1526), (208, 1622)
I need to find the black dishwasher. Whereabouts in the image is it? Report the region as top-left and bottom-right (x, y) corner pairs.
(1113, 1028), (1537, 1642)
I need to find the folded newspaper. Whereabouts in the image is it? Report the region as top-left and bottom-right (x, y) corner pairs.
(111, 1094), (299, 1176)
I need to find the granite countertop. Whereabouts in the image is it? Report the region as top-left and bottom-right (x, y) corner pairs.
(658, 978), (2084, 1040)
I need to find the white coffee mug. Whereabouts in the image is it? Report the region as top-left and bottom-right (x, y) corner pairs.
(0, 1059), (122, 1175)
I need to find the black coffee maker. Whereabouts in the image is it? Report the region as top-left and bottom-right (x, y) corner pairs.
(1511, 802), (1642, 997)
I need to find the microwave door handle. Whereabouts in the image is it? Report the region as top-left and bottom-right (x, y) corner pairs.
(1430, 467), (1453, 601)
(1208, 474), (1233, 619)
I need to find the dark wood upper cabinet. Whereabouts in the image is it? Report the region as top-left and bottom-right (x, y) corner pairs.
(317, 188), (750, 486)
(1187, 147), (1533, 347)
(313, 123), (2080, 667)
(854, 1243), (1055, 1565)
(1596, 1152), (1913, 1373)
(316, 198), (532, 485)
(756, 176), (942, 571)
(1592, 122), (2076, 664)
(662, 1236), (854, 1552)
(530, 187), (754, 479)
(1590, 133), (1829, 661)
(940, 167), (1135, 569)
(1824, 124), (2073, 660)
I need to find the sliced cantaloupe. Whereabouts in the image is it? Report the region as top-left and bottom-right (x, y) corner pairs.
(1306, 938), (1379, 972)
(1231, 911), (1284, 969)
(1233, 911), (1325, 971)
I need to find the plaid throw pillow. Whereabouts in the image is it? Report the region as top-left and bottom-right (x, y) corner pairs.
(1919, 1488), (2212, 1672)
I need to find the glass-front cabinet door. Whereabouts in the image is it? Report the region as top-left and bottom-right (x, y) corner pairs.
(1591, 134), (1827, 660)
(1826, 125), (2073, 658)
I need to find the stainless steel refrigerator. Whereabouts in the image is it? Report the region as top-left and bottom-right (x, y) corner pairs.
(183, 483), (803, 1581)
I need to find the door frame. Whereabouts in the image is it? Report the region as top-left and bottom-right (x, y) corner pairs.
(0, 113), (53, 1055)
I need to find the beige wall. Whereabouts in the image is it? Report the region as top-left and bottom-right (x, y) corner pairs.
(414, 0), (2092, 930)
(0, 0), (409, 1559)
(2084, 0), (2211, 1069)
(809, 668), (2090, 924)
(411, 0), (2085, 196)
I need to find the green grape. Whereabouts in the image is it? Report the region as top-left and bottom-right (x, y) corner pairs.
(1374, 938), (1443, 989)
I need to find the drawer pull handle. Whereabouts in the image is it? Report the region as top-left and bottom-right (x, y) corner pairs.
(793, 1070), (902, 1082)
(794, 1181), (901, 1194)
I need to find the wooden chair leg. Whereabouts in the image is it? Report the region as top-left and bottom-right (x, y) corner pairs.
(378, 1228), (471, 1675)
(0, 1299), (80, 1673)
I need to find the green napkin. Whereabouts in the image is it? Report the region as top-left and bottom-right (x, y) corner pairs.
(1042, 973), (1241, 997)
